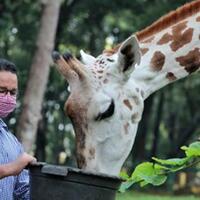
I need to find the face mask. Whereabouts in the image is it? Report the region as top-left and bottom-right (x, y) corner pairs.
(0, 93), (17, 118)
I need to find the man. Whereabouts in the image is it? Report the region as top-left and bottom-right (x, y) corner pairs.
(0, 58), (35, 199)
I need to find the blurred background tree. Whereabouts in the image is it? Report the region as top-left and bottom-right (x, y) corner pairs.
(0, 0), (199, 193)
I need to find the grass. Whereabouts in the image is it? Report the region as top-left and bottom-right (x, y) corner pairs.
(116, 191), (199, 200)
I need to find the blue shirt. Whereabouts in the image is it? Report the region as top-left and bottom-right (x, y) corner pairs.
(0, 119), (30, 200)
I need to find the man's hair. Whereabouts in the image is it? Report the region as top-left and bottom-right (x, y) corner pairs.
(0, 58), (17, 74)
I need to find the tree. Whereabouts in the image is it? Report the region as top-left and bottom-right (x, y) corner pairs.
(16, 0), (62, 152)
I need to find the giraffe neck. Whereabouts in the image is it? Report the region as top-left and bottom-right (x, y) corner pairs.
(132, 12), (200, 99)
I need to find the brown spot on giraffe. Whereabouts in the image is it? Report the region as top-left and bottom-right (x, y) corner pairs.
(76, 154), (87, 168)
(196, 16), (200, 22)
(150, 51), (165, 71)
(124, 122), (129, 135)
(103, 79), (108, 84)
(157, 21), (194, 52)
(65, 98), (88, 168)
(140, 90), (145, 98)
(140, 48), (149, 56)
(136, 88), (140, 93)
(171, 27), (193, 52)
(89, 147), (95, 160)
(123, 99), (132, 110)
(166, 72), (177, 81)
(131, 113), (139, 123)
(132, 96), (140, 105)
(157, 33), (173, 45)
(176, 48), (200, 74)
(141, 36), (155, 44)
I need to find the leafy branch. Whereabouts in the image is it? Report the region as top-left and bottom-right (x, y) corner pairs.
(119, 141), (200, 192)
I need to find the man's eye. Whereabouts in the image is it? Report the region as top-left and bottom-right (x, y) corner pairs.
(0, 90), (5, 93)
(95, 100), (115, 121)
(0, 88), (5, 92)
(10, 90), (17, 96)
(0, 88), (17, 96)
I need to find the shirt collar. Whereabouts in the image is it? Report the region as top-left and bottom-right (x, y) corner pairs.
(0, 118), (8, 129)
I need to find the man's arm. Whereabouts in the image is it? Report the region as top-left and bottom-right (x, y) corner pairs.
(0, 153), (35, 179)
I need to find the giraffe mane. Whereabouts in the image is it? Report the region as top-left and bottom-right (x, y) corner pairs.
(104, 0), (200, 54)
(137, 0), (200, 41)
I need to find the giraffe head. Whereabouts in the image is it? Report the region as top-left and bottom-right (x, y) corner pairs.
(52, 35), (144, 175)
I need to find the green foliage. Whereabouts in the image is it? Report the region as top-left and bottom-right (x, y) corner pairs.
(181, 142), (200, 157)
(120, 162), (167, 190)
(120, 141), (200, 192)
(117, 191), (199, 200)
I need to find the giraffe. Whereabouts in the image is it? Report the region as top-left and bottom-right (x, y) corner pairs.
(52, 0), (200, 176)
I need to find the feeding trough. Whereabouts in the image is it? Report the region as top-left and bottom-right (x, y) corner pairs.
(29, 162), (122, 200)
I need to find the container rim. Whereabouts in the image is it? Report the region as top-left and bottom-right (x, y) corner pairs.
(28, 162), (123, 181)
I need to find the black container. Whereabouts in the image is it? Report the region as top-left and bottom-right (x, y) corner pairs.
(29, 162), (122, 200)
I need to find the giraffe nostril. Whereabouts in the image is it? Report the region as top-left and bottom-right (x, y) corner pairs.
(63, 52), (73, 61)
(52, 51), (61, 62)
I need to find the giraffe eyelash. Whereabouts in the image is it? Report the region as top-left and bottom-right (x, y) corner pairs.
(107, 58), (114, 62)
(95, 99), (115, 121)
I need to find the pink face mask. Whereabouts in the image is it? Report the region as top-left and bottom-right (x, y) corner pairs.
(0, 93), (17, 118)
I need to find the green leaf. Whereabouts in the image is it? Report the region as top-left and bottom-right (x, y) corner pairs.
(152, 157), (189, 166)
(119, 141), (200, 193)
(119, 180), (138, 193)
(140, 180), (149, 187)
(119, 171), (130, 180)
(130, 162), (167, 186)
(181, 142), (200, 157)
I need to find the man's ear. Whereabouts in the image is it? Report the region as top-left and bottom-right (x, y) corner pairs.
(80, 50), (96, 66)
(117, 35), (141, 73)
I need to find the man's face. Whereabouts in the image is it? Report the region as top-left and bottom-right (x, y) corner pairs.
(0, 71), (18, 96)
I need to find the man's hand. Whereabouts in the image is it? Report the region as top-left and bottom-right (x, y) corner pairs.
(11, 153), (36, 174)
(0, 153), (36, 178)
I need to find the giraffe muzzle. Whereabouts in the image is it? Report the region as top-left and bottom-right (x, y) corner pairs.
(52, 50), (92, 87)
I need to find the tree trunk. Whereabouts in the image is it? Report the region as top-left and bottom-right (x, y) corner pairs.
(16, 0), (62, 152)
(150, 92), (165, 158)
(35, 108), (47, 161)
(132, 94), (154, 161)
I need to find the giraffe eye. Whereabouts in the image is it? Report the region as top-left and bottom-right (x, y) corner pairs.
(95, 99), (115, 121)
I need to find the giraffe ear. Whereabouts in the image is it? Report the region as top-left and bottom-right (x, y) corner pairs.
(117, 35), (141, 73)
(80, 50), (96, 65)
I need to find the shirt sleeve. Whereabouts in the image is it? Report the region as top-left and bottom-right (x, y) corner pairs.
(13, 140), (30, 200)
